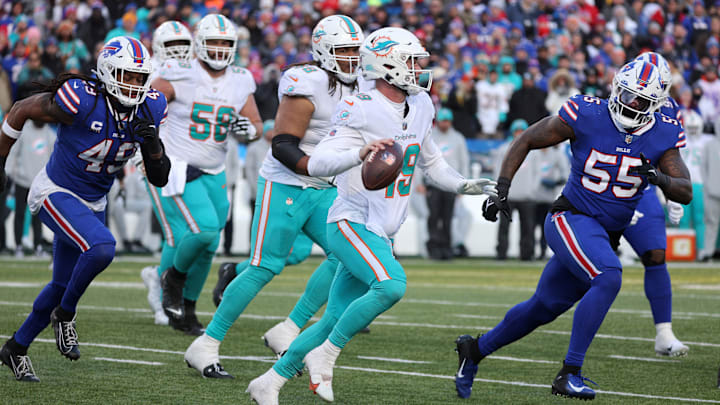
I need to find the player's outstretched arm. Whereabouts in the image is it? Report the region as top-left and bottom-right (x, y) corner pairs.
(133, 118), (171, 187)
(657, 149), (692, 205)
(497, 115), (574, 182)
(272, 96), (315, 175)
(0, 93), (73, 192)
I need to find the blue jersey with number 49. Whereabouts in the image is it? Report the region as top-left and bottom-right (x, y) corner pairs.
(557, 94), (685, 231)
(47, 78), (167, 202)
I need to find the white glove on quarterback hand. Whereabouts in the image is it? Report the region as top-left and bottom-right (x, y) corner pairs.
(667, 201), (684, 225)
(629, 210), (644, 226)
(457, 178), (498, 197)
(228, 114), (258, 143)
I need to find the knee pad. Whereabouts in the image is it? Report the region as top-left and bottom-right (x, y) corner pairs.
(85, 242), (116, 270)
(641, 249), (665, 267)
(592, 269), (622, 296)
(374, 279), (406, 308)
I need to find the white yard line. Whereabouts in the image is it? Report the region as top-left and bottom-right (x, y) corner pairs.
(1, 301), (719, 348)
(356, 356), (432, 364)
(608, 355), (681, 363)
(2, 335), (716, 403)
(94, 357), (164, 366)
(453, 314), (501, 320)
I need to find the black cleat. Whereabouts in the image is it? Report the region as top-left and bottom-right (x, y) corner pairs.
(50, 307), (80, 361)
(213, 262), (238, 307)
(359, 327), (371, 334)
(454, 335), (480, 399)
(186, 361), (234, 379)
(161, 267), (186, 320)
(169, 299), (204, 336)
(0, 337), (39, 382)
(551, 371), (597, 400)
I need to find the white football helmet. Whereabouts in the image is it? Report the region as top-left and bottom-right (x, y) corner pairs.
(682, 109), (703, 138)
(608, 61), (664, 130)
(152, 20), (192, 62)
(360, 27), (432, 95)
(195, 14), (237, 70)
(96, 36), (153, 107)
(635, 52), (671, 96)
(311, 15), (364, 84)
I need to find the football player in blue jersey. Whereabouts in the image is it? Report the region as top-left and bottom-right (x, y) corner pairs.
(619, 52), (688, 357)
(0, 36), (170, 382)
(454, 60), (692, 400)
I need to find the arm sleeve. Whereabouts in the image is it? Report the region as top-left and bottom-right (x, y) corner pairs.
(307, 126), (363, 177)
(459, 136), (470, 178)
(419, 134), (465, 193)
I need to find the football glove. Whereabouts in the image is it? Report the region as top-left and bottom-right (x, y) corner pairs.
(629, 153), (670, 188)
(457, 178), (498, 197)
(228, 113), (258, 143)
(132, 118), (162, 155)
(667, 201), (684, 225)
(481, 177), (511, 222)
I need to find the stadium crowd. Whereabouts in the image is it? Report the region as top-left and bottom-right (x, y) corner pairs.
(0, 0), (718, 260)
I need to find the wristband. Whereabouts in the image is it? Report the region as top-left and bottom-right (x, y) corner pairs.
(2, 119), (22, 139)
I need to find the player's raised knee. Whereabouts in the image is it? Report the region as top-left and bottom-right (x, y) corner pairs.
(375, 279), (406, 307)
(641, 249), (666, 267)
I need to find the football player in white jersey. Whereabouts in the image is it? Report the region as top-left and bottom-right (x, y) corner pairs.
(245, 27), (496, 404)
(150, 14), (262, 337)
(183, 15), (365, 379)
(140, 19), (194, 327)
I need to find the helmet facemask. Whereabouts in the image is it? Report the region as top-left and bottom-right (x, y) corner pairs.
(197, 38), (236, 70)
(162, 39), (192, 61)
(103, 64), (150, 107)
(325, 44), (360, 84)
(609, 83), (660, 130)
(394, 51), (433, 95)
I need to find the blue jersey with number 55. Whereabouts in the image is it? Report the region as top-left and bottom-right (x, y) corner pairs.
(557, 94), (685, 231)
(46, 78), (167, 202)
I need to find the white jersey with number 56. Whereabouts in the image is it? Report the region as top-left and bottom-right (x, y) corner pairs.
(314, 88), (444, 239)
(158, 58), (256, 174)
(259, 64), (356, 189)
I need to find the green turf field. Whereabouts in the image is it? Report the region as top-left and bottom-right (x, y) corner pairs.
(0, 257), (718, 404)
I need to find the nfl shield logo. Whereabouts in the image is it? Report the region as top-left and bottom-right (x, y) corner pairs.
(402, 122), (407, 131)
(286, 197), (293, 205)
(625, 134), (633, 144)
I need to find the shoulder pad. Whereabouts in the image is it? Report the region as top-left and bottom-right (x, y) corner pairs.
(279, 65), (328, 98)
(54, 78), (98, 116)
(332, 95), (365, 129)
(142, 89), (169, 126)
(157, 59), (194, 81)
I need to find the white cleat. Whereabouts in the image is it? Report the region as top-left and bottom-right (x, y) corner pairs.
(141, 266), (163, 312)
(262, 320), (300, 358)
(304, 346), (334, 402)
(154, 310), (169, 325)
(246, 370), (281, 405)
(655, 337), (689, 357)
(184, 334), (234, 379)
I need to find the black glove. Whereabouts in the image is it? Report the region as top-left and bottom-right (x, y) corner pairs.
(482, 176), (511, 222)
(628, 152), (670, 188)
(133, 118), (162, 155)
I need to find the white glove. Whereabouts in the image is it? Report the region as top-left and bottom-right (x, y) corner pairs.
(629, 210), (644, 226)
(457, 178), (498, 197)
(667, 201), (684, 225)
(228, 114), (258, 143)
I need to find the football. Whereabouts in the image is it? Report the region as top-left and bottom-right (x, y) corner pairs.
(361, 142), (404, 190)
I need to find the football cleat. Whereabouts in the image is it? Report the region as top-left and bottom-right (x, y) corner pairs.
(552, 371), (597, 400)
(184, 334), (234, 379)
(304, 346), (335, 402)
(0, 338), (39, 382)
(262, 321), (299, 358)
(169, 300), (204, 336)
(140, 266), (168, 325)
(246, 370), (281, 405)
(454, 335), (479, 399)
(161, 267), (186, 320)
(213, 262), (238, 307)
(50, 307), (80, 361)
(655, 336), (689, 357)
